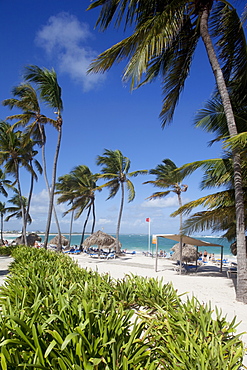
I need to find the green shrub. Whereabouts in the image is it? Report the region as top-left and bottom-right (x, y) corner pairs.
(0, 245), (18, 256)
(0, 246), (244, 369)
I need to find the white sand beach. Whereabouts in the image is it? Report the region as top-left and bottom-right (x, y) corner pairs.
(0, 252), (246, 365)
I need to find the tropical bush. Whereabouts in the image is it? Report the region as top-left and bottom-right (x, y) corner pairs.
(0, 245), (18, 256)
(0, 247), (244, 369)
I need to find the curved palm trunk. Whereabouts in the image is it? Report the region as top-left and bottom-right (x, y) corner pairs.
(39, 123), (62, 250)
(178, 192), (183, 275)
(44, 123), (62, 250)
(68, 207), (74, 248)
(91, 201), (96, 234)
(116, 182), (124, 254)
(0, 213), (4, 245)
(80, 206), (91, 250)
(25, 160), (34, 232)
(200, 5), (247, 303)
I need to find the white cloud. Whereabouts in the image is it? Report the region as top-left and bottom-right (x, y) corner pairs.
(141, 196), (178, 208)
(141, 196), (190, 209)
(35, 12), (105, 91)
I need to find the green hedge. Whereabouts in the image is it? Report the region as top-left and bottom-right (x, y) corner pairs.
(0, 247), (244, 369)
(0, 245), (18, 256)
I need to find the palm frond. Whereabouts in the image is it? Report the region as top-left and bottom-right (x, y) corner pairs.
(126, 179), (135, 202)
(23, 65), (63, 112)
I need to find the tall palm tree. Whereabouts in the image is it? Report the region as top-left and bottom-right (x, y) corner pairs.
(55, 174), (75, 248)
(0, 202), (7, 245)
(2, 81), (62, 249)
(0, 122), (34, 244)
(0, 169), (12, 244)
(23, 66), (63, 249)
(56, 165), (100, 250)
(96, 149), (147, 253)
(87, 0), (247, 303)
(21, 135), (43, 232)
(144, 159), (188, 273)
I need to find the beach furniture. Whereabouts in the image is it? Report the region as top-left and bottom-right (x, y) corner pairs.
(174, 262), (198, 274)
(227, 262), (237, 278)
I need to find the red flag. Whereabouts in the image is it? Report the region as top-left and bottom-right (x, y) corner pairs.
(146, 218), (150, 222)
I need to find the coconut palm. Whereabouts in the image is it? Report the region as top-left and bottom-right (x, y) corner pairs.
(56, 165), (100, 250)
(144, 159), (188, 273)
(55, 174), (75, 248)
(0, 202), (7, 245)
(96, 149), (147, 253)
(23, 66), (63, 249)
(88, 0), (247, 302)
(21, 135), (42, 232)
(5, 194), (31, 226)
(2, 79), (63, 249)
(0, 168), (12, 198)
(0, 169), (12, 245)
(0, 122), (35, 244)
(171, 157), (247, 249)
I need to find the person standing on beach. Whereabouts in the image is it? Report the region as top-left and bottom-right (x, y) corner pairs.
(203, 250), (208, 262)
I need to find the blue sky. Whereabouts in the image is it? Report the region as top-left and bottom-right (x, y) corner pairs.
(0, 1), (244, 235)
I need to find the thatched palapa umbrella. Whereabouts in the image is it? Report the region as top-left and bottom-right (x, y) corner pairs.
(83, 230), (121, 251)
(49, 235), (69, 247)
(15, 233), (42, 246)
(171, 243), (199, 263)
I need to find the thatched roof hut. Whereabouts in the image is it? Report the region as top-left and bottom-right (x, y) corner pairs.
(171, 243), (199, 263)
(83, 230), (121, 250)
(15, 233), (42, 246)
(49, 235), (69, 247)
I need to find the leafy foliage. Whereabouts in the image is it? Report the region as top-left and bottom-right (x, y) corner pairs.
(0, 247), (244, 369)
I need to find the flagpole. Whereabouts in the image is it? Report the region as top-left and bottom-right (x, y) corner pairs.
(148, 219), (151, 254)
(146, 218), (151, 254)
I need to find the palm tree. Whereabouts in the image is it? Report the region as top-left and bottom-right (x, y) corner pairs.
(0, 168), (12, 198)
(96, 149), (147, 253)
(23, 66), (63, 249)
(2, 80), (62, 249)
(21, 135), (43, 232)
(0, 169), (12, 244)
(0, 122), (34, 244)
(56, 165), (100, 250)
(55, 174), (75, 248)
(171, 157), (247, 248)
(144, 159), (188, 273)
(0, 202), (7, 245)
(87, 0), (247, 303)
(5, 194), (31, 227)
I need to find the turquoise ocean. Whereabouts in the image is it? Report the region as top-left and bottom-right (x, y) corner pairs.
(4, 233), (233, 258)
(45, 233), (233, 257)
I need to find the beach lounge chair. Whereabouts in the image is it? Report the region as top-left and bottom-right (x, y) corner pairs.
(227, 263), (237, 278)
(174, 262), (198, 274)
(107, 252), (116, 259)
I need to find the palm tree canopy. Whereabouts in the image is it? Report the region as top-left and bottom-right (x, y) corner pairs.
(0, 122), (37, 180)
(56, 165), (99, 219)
(171, 156), (247, 240)
(23, 66), (63, 115)
(96, 149), (147, 202)
(144, 159), (188, 199)
(0, 168), (12, 197)
(5, 195), (32, 224)
(88, 0), (246, 126)
(2, 83), (56, 134)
